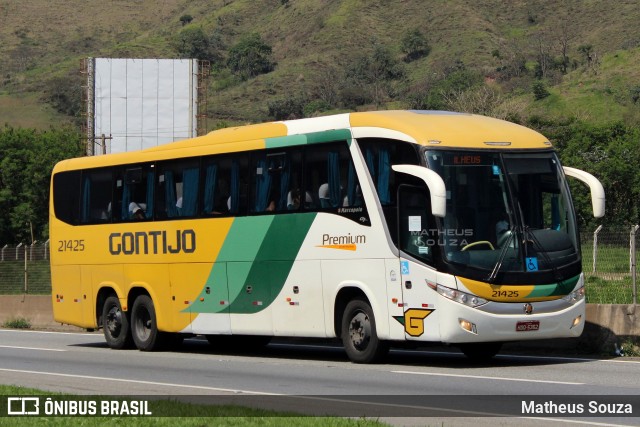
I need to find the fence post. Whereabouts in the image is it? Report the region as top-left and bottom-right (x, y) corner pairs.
(30, 240), (37, 261)
(593, 225), (603, 274)
(1, 244), (6, 262)
(24, 244), (28, 294)
(16, 242), (23, 261)
(631, 225), (638, 306)
(45, 239), (50, 261)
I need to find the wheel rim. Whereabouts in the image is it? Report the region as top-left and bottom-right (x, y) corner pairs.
(106, 305), (122, 338)
(348, 310), (371, 351)
(134, 306), (152, 341)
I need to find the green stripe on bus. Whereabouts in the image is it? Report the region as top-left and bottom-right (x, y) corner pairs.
(189, 213), (316, 314)
(265, 129), (352, 149)
(305, 129), (352, 144)
(526, 275), (581, 298)
(265, 134), (308, 149)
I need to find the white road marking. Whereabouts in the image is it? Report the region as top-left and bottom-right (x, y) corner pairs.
(0, 345), (66, 352)
(0, 329), (97, 336)
(392, 370), (584, 385)
(0, 367), (278, 395)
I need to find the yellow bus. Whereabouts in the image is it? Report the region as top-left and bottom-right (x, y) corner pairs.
(50, 110), (604, 363)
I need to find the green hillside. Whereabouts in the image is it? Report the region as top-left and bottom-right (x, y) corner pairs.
(1, 0), (640, 129)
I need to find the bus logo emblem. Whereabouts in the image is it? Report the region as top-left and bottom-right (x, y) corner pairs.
(523, 303), (533, 315)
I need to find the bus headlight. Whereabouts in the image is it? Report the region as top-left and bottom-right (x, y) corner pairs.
(431, 283), (487, 308)
(562, 286), (585, 304)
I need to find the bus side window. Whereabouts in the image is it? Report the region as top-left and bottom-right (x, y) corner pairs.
(228, 156), (248, 216)
(53, 170), (81, 225)
(113, 165), (154, 221)
(202, 156), (238, 216)
(79, 168), (113, 224)
(155, 160), (198, 219)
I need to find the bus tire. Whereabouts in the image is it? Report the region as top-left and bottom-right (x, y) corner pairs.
(341, 298), (388, 363)
(131, 295), (162, 351)
(102, 296), (133, 349)
(459, 342), (502, 361)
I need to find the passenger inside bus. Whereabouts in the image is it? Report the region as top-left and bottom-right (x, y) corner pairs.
(129, 202), (146, 220)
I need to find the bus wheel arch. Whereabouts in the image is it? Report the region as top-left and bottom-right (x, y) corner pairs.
(335, 288), (389, 363)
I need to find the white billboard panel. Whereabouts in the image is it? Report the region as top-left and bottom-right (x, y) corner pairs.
(92, 58), (198, 155)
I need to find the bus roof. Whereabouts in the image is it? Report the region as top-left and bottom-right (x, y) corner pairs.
(156, 110), (551, 151)
(55, 110), (551, 171)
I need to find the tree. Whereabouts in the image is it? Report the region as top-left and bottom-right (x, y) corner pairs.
(227, 33), (275, 80)
(172, 26), (226, 67)
(179, 14), (193, 26)
(0, 126), (83, 243)
(344, 43), (404, 107)
(532, 80), (550, 100)
(531, 119), (640, 229)
(401, 28), (430, 62)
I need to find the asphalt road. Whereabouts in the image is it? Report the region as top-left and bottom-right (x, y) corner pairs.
(1, 329), (639, 426)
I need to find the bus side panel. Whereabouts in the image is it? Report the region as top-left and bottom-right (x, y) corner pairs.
(78, 265), (96, 328)
(170, 262), (227, 334)
(272, 260), (326, 337)
(321, 259), (389, 339)
(384, 258), (406, 341)
(228, 261), (273, 335)
(51, 265), (84, 327)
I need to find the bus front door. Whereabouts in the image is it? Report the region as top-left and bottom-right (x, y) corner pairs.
(397, 185), (440, 341)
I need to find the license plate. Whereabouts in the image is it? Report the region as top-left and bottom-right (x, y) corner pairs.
(516, 320), (540, 332)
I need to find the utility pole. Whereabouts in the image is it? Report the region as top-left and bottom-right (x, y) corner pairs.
(96, 134), (112, 155)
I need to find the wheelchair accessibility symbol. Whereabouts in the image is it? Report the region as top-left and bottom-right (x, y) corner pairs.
(401, 261), (410, 275)
(526, 257), (539, 272)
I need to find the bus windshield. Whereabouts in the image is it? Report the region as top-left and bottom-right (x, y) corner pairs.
(425, 150), (579, 281)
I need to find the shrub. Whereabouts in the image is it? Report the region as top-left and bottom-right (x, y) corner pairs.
(2, 317), (31, 329)
(227, 33), (275, 80)
(532, 80), (550, 100)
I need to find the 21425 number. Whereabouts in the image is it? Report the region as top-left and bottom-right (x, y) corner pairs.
(58, 240), (85, 252)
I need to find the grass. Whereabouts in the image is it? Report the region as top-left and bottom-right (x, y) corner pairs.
(0, 261), (51, 295)
(1, 317), (31, 329)
(0, 385), (388, 426)
(584, 276), (635, 304)
(0, 94), (66, 130)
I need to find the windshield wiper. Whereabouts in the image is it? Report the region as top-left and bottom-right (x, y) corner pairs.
(486, 226), (517, 283)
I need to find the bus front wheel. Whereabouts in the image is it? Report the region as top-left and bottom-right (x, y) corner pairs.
(341, 298), (388, 363)
(131, 295), (162, 351)
(102, 296), (132, 349)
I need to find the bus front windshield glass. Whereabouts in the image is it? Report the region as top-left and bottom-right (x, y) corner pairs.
(425, 150), (579, 280)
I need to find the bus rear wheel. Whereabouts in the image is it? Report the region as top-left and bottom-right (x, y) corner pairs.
(131, 295), (163, 351)
(341, 298), (388, 363)
(102, 296), (132, 349)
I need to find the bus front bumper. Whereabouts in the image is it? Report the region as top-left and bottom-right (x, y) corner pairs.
(436, 297), (585, 344)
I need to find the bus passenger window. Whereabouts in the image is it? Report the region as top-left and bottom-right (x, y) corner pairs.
(79, 168), (113, 223)
(155, 160), (199, 219)
(113, 165), (154, 222)
(250, 150), (301, 214)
